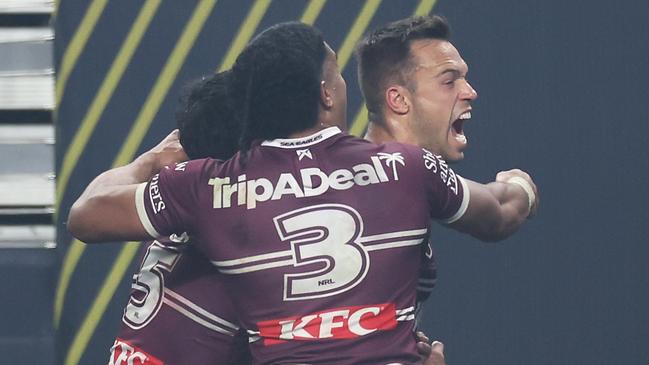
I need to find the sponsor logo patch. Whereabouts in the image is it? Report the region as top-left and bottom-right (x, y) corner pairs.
(421, 149), (459, 195)
(256, 303), (397, 345)
(208, 155), (397, 210)
(109, 339), (163, 365)
(148, 174), (166, 214)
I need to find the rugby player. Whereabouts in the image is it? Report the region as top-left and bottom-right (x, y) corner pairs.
(108, 72), (443, 365)
(357, 14), (477, 324)
(70, 22), (537, 364)
(357, 15), (474, 357)
(110, 66), (449, 365)
(108, 71), (251, 365)
(358, 15), (478, 163)
(357, 16), (538, 360)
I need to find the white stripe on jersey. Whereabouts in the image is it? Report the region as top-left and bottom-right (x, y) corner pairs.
(396, 314), (415, 321)
(416, 285), (436, 293)
(261, 126), (341, 148)
(364, 239), (424, 252)
(135, 182), (161, 238)
(417, 278), (437, 285)
(358, 228), (428, 243)
(216, 258), (295, 274)
(162, 297), (236, 336)
(211, 249), (293, 266)
(247, 329), (261, 343)
(395, 306), (415, 315)
(440, 175), (471, 224)
(211, 227), (428, 274)
(164, 288), (239, 331)
(395, 306), (416, 322)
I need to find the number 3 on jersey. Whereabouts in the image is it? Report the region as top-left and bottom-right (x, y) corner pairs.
(274, 204), (370, 301)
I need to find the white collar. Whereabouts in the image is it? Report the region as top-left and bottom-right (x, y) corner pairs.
(261, 127), (342, 148)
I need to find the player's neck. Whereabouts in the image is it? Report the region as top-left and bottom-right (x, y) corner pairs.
(288, 122), (339, 139)
(365, 116), (416, 146)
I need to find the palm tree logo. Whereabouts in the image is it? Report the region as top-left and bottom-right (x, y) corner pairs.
(377, 152), (406, 180)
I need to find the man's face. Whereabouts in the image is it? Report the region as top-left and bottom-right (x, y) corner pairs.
(406, 39), (478, 162)
(322, 43), (347, 129)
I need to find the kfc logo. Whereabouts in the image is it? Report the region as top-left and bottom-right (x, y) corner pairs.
(257, 303), (397, 345)
(109, 339), (163, 365)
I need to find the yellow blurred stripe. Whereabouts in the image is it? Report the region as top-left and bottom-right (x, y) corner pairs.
(64, 242), (140, 365)
(336, 0), (381, 70)
(300, 0), (327, 25)
(52, 0), (59, 18)
(349, 105), (369, 136)
(216, 0), (326, 72)
(217, 0), (272, 72)
(53, 239), (85, 328)
(414, 0), (437, 16)
(349, 0), (438, 136)
(55, 0), (161, 210)
(114, 0), (216, 165)
(55, 0), (108, 106)
(63, 2), (217, 364)
(54, 0), (161, 328)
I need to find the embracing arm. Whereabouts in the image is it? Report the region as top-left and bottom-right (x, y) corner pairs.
(67, 130), (188, 243)
(450, 169), (539, 242)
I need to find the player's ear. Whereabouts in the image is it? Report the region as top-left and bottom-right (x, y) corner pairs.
(385, 85), (410, 115)
(320, 80), (334, 109)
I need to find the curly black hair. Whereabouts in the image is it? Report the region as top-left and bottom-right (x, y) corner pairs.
(230, 22), (326, 155)
(176, 70), (240, 160)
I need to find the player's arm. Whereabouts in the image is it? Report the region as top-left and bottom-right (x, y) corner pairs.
(67, 130), (188, 243)
(450, 169), (538, 242)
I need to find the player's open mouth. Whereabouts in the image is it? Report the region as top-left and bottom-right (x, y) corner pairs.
(451, 111), (471, 144)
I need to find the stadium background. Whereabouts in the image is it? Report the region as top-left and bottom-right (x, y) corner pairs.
(12, 0), (645, 364)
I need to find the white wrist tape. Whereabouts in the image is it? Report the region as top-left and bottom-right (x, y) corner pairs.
(506, 176), (535, 211)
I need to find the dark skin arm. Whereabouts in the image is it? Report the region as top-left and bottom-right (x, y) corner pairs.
(67, 130), (188, 243)
(68, 130), (539, 245)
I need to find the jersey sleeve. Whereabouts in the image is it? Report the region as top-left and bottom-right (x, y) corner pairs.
(134, 159), (208, 239)
(408, 147), (470, 224)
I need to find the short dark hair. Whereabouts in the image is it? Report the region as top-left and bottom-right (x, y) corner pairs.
(355, 15), (450, 123)
(176, 70), (240, 160)
(231, 22), (326, 154)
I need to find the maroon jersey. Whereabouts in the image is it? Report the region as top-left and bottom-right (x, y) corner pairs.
(417, 239), (437, 303)
(135, 127), (469, 365)
(109, 236), (250, 365)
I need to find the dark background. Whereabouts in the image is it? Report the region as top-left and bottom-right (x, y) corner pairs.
(425, 1), (649, 363)
(48, 1), (648, 364)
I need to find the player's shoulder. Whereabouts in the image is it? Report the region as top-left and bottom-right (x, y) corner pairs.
(381, 140), (424, 154)
(169, 157), (218, 173)
(336, 134), (418, 154)
(367, 140), (430, 165)
(159, 157), (230, 182)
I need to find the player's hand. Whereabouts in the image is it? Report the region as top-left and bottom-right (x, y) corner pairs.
(416, 331), (446, 365)
(496, 168), (539, 217)
(141, 129), (189, 172)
